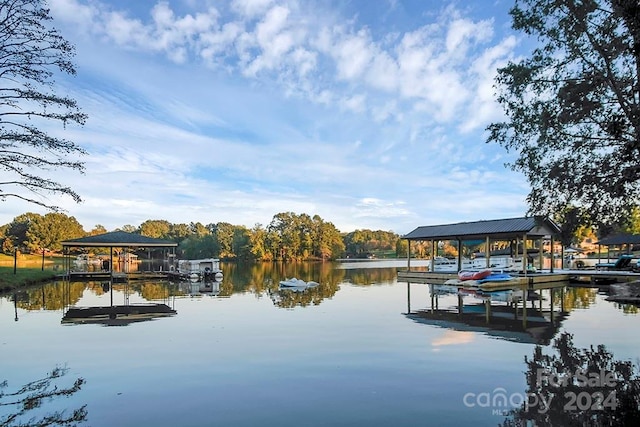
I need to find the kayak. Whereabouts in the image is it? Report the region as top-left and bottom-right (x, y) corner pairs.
(477, 273), (514, 283)
(458, 269), (492, 281)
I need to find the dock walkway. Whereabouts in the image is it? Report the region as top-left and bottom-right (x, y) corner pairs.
(397, 268), (640, 289)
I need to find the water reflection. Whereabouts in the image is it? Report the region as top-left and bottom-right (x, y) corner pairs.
(501, 332), (640, 426)
(405, 283), (574, 345)
(6, 261), (638, 323)
(59, 280), (176, 327)
(2, 261), (639, 427)
(269, 281), (340, 308)
(0, 366), (87, 427)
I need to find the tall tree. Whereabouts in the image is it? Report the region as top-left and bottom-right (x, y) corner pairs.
(26, 212), (84, 252)
(488, 0), (640, 228)
(139, 219), (171, 239)
(5, 212), (40, 251)
(0, 0), (87, 210)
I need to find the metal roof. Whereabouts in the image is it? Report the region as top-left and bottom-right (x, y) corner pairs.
(596, 233), (640, 246)
(403, 216), (561, 241)
(61, 231), (178, 248)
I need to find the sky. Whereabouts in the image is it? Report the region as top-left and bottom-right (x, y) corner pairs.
(1, 0), (534, 236)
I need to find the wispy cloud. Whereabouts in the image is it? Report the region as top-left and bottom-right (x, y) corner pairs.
(0, 0), (527, 234)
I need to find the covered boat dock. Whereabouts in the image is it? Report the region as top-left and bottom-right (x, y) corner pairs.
(61, 231), (178, 281)
(399, 216), (563, 278)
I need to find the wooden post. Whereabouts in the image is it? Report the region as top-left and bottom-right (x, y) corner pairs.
(485, 236), (490, 268)
(430, 289), (435, 313)
(550, 236), (555, 273)
(431, 240), (436, 271)
(523, 233), (528, 274)
(41, 248), (45, 271)
(522, 289), (528, 328)
(13, 248), (17, 274)
(537, 237), (542, 271)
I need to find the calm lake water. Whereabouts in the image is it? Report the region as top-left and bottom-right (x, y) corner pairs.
(1, 261), (638, 426)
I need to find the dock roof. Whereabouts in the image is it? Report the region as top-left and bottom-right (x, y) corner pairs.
(597, 233), (640, 246)
(403, 216), (561, 241)
(62, 231), (178, 248)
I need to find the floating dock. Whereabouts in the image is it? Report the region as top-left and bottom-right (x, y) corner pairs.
(397, 269), (640, 288)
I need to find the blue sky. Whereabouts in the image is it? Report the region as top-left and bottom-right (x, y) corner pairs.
(2, 0), (532, 235)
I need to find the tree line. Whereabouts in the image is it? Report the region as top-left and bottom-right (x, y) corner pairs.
(0, 211), (405, 261)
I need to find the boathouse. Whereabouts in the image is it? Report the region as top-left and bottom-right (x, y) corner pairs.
(61, 231), (178, 280)
(402, 216), (562, 273)
(597, 232), (640, 258)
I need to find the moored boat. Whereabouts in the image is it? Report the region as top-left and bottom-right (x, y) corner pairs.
(279, 278), (320, 289)
(169, 258), (224, 282)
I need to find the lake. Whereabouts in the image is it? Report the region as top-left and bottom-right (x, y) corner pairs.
(1, 261), (638, 426)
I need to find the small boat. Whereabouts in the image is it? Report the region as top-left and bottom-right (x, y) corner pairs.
(170, 258), (224, 282)
(279, 278), (319, 289)
(458, 269), (492, 281)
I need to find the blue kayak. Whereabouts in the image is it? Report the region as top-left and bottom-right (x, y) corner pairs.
(477, 273), (514, 283)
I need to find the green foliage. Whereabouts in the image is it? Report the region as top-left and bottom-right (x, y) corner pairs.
(3, 212), (85, 253)
(264, 212), (345, 261)
(0, 211), (394, 262)
(27, 213), (85, 252)
(343, 229), (400, 258)
(553, 205), (594, 247)
(488, 0), (640, 229)
(620, 206), (640, 234)
(88, 225), (107, 236)
(0, 0), (87, 210)
(139, 219), (171, 239)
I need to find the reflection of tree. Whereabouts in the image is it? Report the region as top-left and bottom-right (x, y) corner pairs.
(560, 287), (597, 311)
(502, 332), (640, 426)
(0, 366), (87, 426)
(222, 261), (346, 298)
(17, 282), (85, 311)
(138, 282), (172, 300)
(270, 282), (340, 308)
(614, 303), (639, 315)
(342, 268), (398, 286)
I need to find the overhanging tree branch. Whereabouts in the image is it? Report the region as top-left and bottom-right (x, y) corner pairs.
(0, 0), (87, 211)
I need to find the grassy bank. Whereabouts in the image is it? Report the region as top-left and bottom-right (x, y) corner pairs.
(0, 253), (63, 293)
(0, 267), (60, 293)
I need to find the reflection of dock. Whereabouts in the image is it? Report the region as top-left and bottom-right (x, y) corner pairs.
(62, 304), (176, 326)
(406, 304), (567, 345)
(398, 269), (640, 287)
(62, 271), (169, 282)
(399, 270), (568, 287)
(405, 283), (569, 345)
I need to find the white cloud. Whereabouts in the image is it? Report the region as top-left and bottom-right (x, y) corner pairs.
(231, 0), (275, 19)
(2, 0), (527, 234)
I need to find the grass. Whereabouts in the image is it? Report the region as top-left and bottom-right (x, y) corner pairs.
(0, 253), (64, 293)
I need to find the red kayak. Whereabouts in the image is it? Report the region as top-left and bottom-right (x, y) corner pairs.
(458, 269), (492, 281)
